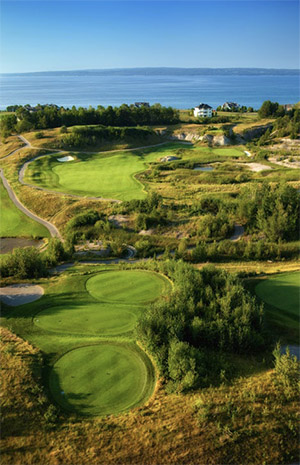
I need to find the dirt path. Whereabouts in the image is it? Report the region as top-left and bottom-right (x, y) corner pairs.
(0, 168), (62, 239)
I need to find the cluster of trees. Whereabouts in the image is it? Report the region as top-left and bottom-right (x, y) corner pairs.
(59, 125), (157, 148)
(1, 103), (179, 136)
(238, 183), (299, 242)
(186, 238), (297, 263)
(258, 100), (286, 118)
(257, 101), (299, 139)
(122, 192), (163, 214)
(64, 209), (112, 244)
(216, 105), (254, 113)
(197, 212), (234, 240)
(0, 239), (71, 279)
(136, 261), (265, 392)
(273, 109), (300, 139)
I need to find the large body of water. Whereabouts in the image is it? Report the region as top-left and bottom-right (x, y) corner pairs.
(0, 73), (299, 110)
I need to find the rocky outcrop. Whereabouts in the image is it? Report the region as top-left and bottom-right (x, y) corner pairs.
(235, 124), (273, 143)
(169, 132), (231, 146)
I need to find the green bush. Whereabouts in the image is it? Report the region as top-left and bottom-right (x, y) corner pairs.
(273, 344), (300, 399)
(0, 247), (47, 279)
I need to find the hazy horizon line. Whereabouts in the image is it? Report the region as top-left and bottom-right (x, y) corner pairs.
(1, 66), (299, 76)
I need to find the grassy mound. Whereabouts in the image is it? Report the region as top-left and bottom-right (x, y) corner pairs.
(86, 270), (169, 304)
(34, 302), (140, 336)
(49, 343), (154, 416)
(255, 272), (299, 332)
(0, 179), (49, 238)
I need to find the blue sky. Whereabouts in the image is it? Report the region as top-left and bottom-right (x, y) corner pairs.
(1, 1), (299, 73)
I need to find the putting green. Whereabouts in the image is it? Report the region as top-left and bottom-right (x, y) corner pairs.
(255, 272), (300, 331)
(49, 344), (153, 415)
(34, 302), (141, 336)
(86, 270), (169, 304)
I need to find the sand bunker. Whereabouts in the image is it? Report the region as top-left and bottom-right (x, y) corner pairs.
(57, 156), (74, 162)
(244, 163), (271, 172)
(0, 284), (44, 306)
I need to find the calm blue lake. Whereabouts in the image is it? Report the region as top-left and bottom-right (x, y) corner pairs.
(0, 73), (299, 110)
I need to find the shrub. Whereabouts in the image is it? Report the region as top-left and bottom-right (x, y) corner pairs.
(35, 131), (44, 139)
(273, 344), (300, 399)
(0, 247), (47, 278)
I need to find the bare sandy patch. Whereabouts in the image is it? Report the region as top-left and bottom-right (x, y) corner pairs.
(0, 284), (44, 306)
(244, 163), (272, 172)
(57, 156), (74, 162)
(269, 158), (300, 169)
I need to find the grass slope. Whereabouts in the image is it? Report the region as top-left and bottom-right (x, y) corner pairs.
(255, 272), (300, 333)
(0, 179), (49, 238)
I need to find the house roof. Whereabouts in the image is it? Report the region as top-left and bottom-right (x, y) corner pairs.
(195, 103), (212, 110)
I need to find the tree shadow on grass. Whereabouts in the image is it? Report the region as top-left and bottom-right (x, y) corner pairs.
(49, 368), (93, 415)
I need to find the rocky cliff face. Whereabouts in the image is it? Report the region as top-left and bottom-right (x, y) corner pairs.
(235, 124), (273, 143)
(169, 132), (231, 146)
(166, 123), (273, 146)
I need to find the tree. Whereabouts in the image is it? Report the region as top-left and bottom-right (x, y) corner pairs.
(168, 340), (199, 392)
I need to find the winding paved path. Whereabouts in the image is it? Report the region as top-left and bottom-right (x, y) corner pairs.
(16, 137), (172, 201)
(0, 134), (176, 242)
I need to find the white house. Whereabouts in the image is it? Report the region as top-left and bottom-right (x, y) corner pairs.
(221, 102), (240, 111)
(194, 103), (213, 118)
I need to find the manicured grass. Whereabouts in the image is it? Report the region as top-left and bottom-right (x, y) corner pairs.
(0, 179), (49, 238)
(23, 143), (244, 200)
(86, 270), (170, 304)
(34, 302), (142, 336)
(255, 272), (300, 332)
(49, 343), (153, 416)
(24, 149), (162, 201)
(1, 266), (166, 415)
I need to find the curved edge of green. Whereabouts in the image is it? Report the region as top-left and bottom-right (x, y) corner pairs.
(48, 341), (156, 417)
(85, 269), (172, 305)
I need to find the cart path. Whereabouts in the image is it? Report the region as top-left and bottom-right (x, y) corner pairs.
(8, 135), (175, 201)
(230, 224), (244, 241)
(0, 168), (62, 239)
(0, 135), (181, 242)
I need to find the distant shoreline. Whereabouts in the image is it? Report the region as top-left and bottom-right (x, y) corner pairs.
(1, 67), (299, 77)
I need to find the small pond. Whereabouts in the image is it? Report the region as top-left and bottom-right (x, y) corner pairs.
(193, 165), (214, 171)
(0, 238), (44, 254)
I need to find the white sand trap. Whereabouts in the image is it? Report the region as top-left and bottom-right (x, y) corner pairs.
(0, 284), (44, 306)
(244, 163), (272, 172)
(57, 156), (74, 162)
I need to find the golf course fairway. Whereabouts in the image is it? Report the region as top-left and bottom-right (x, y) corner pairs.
(24, 149), (161, 201)
(49, 343), (154, 416)
(255, 272), (300, 331)
(86, 270), (170, 304)
(0, 179), (49, 238)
